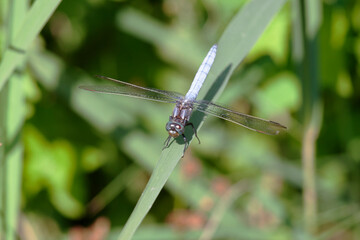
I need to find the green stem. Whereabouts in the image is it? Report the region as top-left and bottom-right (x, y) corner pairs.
(292, 0), (322, 234)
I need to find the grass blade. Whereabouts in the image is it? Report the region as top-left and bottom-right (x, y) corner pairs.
(292, 0), (322, 234)
(0, 1), (61, 239)
(1, 0), (27, 239)
(118, 0), (287, 239)
(0, 0), (62, 91)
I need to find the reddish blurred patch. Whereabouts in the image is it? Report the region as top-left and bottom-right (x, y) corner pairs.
(166, 210), (206, 230)
(247, 199), (279, 229)
(69, 217), (110, 240)
(181, 155), (202, 179)
(211, 177), (231, 196)
(199, 196), (214, 212)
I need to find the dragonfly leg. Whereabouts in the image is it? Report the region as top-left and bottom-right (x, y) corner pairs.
(185, 122), (201, 144)
(182, 134), (188, 157)
(162, 135), (172, 150)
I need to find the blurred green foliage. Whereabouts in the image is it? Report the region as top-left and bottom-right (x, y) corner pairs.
(1, 0), (360, 239)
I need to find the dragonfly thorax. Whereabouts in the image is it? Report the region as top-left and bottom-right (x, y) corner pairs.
(165, 101), (194, 137)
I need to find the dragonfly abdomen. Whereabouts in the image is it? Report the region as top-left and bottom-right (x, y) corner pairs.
(185, 44), (217, 101)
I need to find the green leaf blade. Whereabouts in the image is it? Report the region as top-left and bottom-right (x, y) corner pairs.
(118, 0), (287, 239)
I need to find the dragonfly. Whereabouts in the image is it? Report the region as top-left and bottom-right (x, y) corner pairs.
(80, 44), (286, 156)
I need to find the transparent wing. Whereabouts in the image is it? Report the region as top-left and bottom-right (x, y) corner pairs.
(193, 100), (287, 135)
(79, 75), (183, 103)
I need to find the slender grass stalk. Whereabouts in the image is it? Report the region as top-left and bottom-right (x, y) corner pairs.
(1, 1), (27, 240)
(117, 0), (287, 239)
(1, 2), (24, 240)
(302, 103), (322, 234)
(0, 0), (62, 239)
(317, 204), (359, 226)
(87, 165), (140, 215)
(317, 212), (360, 240)
(0, 81), (7, 240)
(199, 181), (248, 240)
(292, 0), (322, 234)
(0, 0), (62, 91)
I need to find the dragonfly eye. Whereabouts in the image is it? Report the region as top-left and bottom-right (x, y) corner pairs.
(168, 130), (179, 138)
(166, 122), (184, 137)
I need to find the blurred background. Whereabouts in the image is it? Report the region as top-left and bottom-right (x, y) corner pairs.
(1, 0), (360, 239)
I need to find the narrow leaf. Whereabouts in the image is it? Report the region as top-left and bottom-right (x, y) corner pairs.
(118, 0), (287, 239)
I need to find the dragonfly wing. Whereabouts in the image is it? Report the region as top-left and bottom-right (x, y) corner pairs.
(79, 75), (183, 103)
(193, 100), (287, 135)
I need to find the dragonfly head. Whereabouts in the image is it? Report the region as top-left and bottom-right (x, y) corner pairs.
(166, 121), (184, 138)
